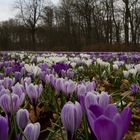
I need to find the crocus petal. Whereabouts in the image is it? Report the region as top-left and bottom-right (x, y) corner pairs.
(79, 94), (86, 112)
(89, 104), (104, 119)
(113, 113), (123, 140)
(0, 94), (11, 114)
(94, 115), (117, 140)
(121, 107), (132, 134)
(85, 92), (98, 110)
(99, 92), (109, 109)
(104, 104), (118, 119)
(61, 102), (75, 136)
(16, 109), (29, 130)
(23, 123), (40, 140)
(74, 101), (82, 130)
(0, 116), (8, 140)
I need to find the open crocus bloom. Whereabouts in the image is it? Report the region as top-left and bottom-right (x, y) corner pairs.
(87, 104), (131, 140)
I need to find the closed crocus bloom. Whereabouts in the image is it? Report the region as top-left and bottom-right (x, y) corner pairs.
(16, 109), (29, 130)
(26, 83), (43, 105)
(61, 101), (82, 140)
(45, 74), (55, 84)
(2, 77), (15, 89)
(53, 78), (64, 94)
(0, 93), (24, 115)
(0, 116), (8, 140)
(61, 80), (76, 95)
(77, 84), (86, 96)
(22, 123), (40, 140)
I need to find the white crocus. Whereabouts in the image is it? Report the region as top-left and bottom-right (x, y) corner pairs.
(24, 63), (41, 76)
(123, 70), (129, 78)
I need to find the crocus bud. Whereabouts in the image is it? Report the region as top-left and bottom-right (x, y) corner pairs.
(22, 123), (40, 140)
(0, 116), (8, 140)
(61, 101), (82, 140)
(25, 83), (43, 106)
(61, 80), (76, 95)
(16, 109), (29, 130)
(45, 74), (55, 84)
(131, 84), (138, 94)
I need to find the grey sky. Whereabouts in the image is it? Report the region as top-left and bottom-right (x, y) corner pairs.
(0, 0), (59, 21)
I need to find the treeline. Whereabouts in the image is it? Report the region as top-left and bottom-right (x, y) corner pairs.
(0, 0), (140, 51)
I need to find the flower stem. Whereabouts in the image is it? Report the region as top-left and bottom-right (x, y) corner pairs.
(83, 113), (89, 140)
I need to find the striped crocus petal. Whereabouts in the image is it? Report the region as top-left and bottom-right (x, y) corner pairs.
(22, 123), (40, 140)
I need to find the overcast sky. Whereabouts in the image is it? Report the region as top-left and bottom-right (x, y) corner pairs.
(0, 0), (59, 21)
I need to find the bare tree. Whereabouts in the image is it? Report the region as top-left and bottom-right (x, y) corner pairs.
(15, 0), (45, 48)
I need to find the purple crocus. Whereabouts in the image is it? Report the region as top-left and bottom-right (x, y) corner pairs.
(16, 109), (29, 130)
(22, 123), (40, 140)
(14, 72), (22, 82)
(76, 84), (86, 96)
(87, 105), (131, 140)
(52, 63), (71, 74)
(0, 116), (8, 140)
(61, 101), (82, 140)
(25, 83), (43, 106)
(131, 84), (138, 94)
(4, 67), (13, 75)
(0, 93), (25, 115)
(53, 78), (64, 94)
(45, 74), (55, 85)
(84, 91), (131, 140)
(86, 80), (96, 92)
(2, 77), (15, 89)
(61, 80), (76, 96)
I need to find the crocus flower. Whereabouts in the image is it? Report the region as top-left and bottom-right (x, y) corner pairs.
(131, 84), (138, 94)
(45, 74), (55, 84)
(87, 105), (131, 140)
(16, 109), (29, 130)
(0, 116), (8, 140)
(14, 72), (22, 82)
(22, 123), (40, 140)
(52, 63), (71, 74)
(61, 80), (76, 96)
(76, 84), (86, 96)
(12, 61), (22, 72)
(24, 64), (41, 77)
(84, 92), (131, 140)
(66, 69), (75, 79)
(25, 83), (43, 106)
(53, 78), (64, 94)
(61, 101), (82, 140)
(86, 80), (97, 92)
(5, 67), (13, 75)
(2, 77), (15, 89)
(0, 93), (25, 115)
